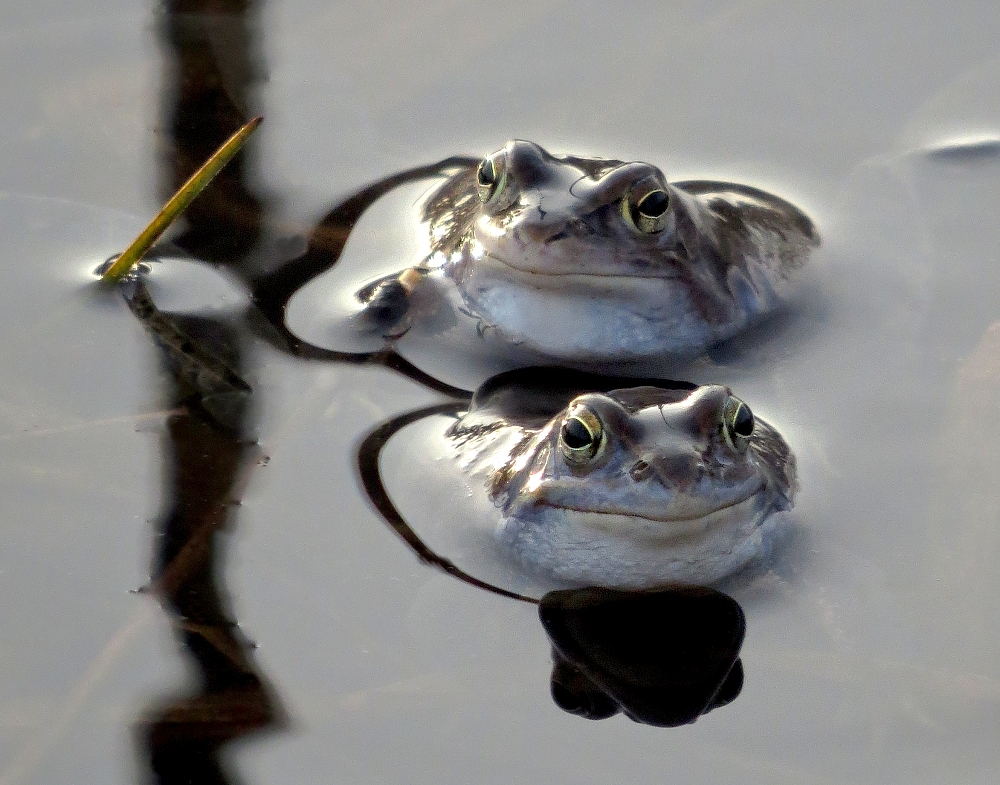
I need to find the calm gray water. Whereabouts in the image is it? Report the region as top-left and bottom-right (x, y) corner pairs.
(2, 1), (1000, 783)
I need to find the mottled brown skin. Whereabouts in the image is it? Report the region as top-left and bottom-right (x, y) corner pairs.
(362, 140), (819, 363)
(446, 369), (797, 586)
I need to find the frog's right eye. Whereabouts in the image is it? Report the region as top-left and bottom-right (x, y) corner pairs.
(559, 406), (605, 465)
(476, 152), (517, 211)
(622, 176), (670, 234)
(721, 395), (754, 453)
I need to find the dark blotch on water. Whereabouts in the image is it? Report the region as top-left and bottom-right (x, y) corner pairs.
(539, 585), (745, 727)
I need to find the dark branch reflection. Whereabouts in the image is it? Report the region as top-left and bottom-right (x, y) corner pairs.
(138, 2), (281, 782)
(133, 283), (284, 783)
(158, 0), (268, 270)
(142, 0), (478, 776)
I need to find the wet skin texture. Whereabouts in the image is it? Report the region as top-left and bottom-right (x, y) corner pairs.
(363, 140), (819, 364)
(447, 371), (796, 587)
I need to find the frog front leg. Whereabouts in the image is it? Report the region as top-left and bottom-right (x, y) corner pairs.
(355, 267), (424, 334)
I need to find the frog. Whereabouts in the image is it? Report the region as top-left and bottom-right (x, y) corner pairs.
(445, 368), (796, 587)
(357, 139), (819, 366)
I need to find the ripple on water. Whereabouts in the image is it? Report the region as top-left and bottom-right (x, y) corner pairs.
(922, 134), (1000, 162)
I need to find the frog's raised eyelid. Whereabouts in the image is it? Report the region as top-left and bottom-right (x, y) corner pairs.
(658, 403), (675, 431)
(570, 162), (656, 205)
(567, 173), (592, 198)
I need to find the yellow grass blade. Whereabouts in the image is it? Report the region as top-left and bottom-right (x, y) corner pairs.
(100, 116), (263, 283)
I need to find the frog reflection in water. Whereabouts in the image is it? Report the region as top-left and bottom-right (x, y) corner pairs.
(448, 373), (796, 586)
(360, 140), (819, 363)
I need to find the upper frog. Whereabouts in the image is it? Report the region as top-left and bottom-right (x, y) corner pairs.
(362, 140), (819, 365)
(447, 370), (796, 586)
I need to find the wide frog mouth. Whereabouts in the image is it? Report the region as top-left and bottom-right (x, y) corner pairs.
(467, 204), (685, 283)
(452, 380), (796, 587)
(495, 387), (786, 539)
(461, 141), (688, 282)
(511, 478), (768, 543)
(473, 247), (683, 283)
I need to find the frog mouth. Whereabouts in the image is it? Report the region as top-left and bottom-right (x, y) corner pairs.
(527, 490), (766, 540)
(479, 250), (681, 282)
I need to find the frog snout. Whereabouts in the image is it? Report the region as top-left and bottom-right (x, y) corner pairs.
(631, 451), (702, 491)
(515, 218), (571, 245)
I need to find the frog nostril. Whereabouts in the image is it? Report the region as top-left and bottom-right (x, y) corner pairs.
(629, 459), (653, 481)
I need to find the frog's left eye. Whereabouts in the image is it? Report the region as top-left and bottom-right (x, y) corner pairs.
(722, 396), (754, 453)
(476, 152), (516, 211)
(559, 406), (605, 466)
(622, 177), (670, 234)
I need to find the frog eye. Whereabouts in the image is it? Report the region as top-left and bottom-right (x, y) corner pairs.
(559, 407), (605, 465)
(476, 152), (516, 211)
(722, 396), (754, 453)
(621, 176), (670, 234)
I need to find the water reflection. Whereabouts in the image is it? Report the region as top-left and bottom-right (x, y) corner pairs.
(158, 0), (268, 267)
(140, 3), (282, 780)
(37, 0), (1000, 777)
(540, 586), (744, 726)
(137, 0), (759, 774)
(356, 375), (749, 725)
(124, 264), (750, 754)
(356, 398), (536, 604)
(923, 135), (1000, 162)
(126, 280), (283, 782)
(145, 4), (483, 779)
(247, 155), (478, 397)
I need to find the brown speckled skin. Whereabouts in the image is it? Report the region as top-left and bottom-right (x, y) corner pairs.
(418, 141), (818, 356)
(445, 369), (797, 587)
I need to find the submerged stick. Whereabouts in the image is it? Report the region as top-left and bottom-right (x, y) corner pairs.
(100, 116), (263, 284)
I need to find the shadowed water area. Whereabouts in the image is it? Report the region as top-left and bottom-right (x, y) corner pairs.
(3, 1), (1000, 784)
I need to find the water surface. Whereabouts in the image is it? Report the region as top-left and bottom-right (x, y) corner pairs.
(3, 1), (1000, 783)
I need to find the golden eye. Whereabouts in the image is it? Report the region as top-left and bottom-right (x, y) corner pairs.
(722, 396), (754, 453)
(559, 406), (605, 465)
(621, 176), (670, 234)
(476, 152), (514, 210)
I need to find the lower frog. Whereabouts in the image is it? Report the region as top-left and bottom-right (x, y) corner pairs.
(358, 139), (819, 365)
(447, 369), (796, 587)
